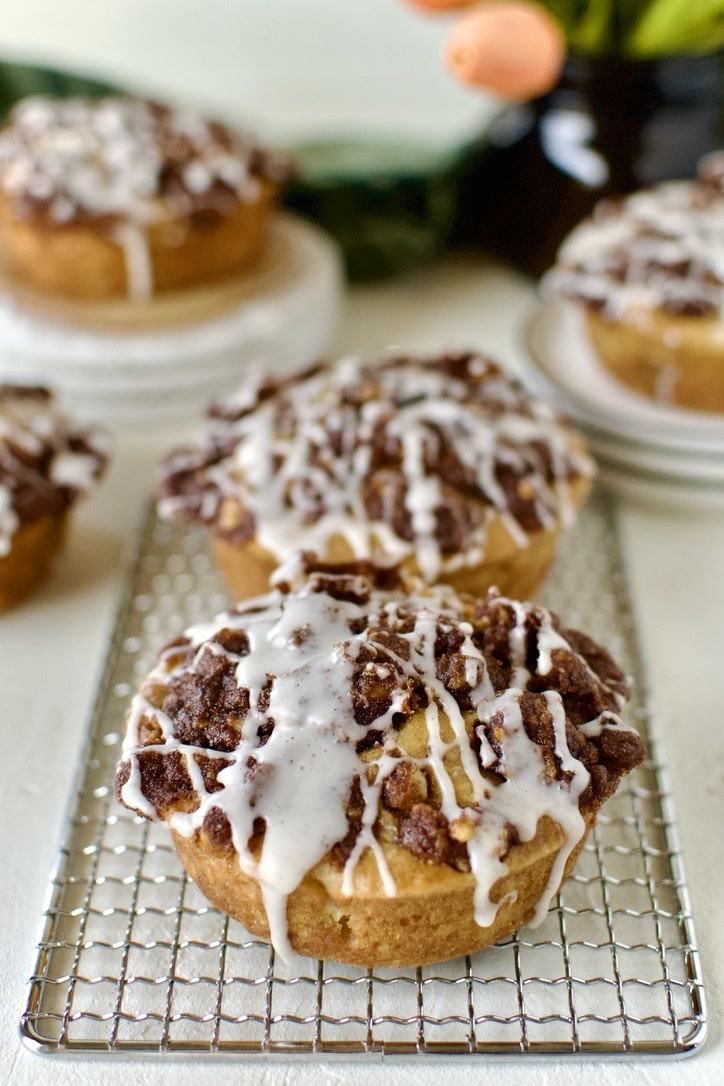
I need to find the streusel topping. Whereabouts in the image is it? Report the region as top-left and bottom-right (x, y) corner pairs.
(0, 95), (293, 228)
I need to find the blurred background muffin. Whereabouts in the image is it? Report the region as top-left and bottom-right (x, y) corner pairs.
(0, 94), (294, 303)
(0, 382), (108, 609)
(542, 154), (724, 413)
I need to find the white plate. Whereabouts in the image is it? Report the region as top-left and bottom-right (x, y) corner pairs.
(522, 302), (724, 458)
(0, 213), (343, 431)
(520, 301), (724, 510)
(595, 460), (724, 512)
(588, 430), (724, 483)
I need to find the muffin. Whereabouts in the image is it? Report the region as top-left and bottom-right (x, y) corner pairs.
(157, 349), (594, 602)
(543, 153), (724, 413)
(0, 95), (294, 305)
(0, 383), (108, 609)
(115, 562), (645, 967)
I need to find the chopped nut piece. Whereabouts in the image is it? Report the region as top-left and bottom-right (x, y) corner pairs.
(449, 813), (477, 843)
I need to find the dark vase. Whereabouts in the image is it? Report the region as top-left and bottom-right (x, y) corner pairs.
(453, 51), (724, 278)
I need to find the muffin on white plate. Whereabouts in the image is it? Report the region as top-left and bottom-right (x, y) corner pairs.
(543, 153), (724, 413)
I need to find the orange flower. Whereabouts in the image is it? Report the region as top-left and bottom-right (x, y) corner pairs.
(444, 3), (566, 101)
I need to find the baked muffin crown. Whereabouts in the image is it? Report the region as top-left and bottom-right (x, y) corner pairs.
(0, 95), (294, 228)
(116, 567), (644, 959)
(157, 350), (594, 583)
(543, 153), (724, 321)
(0, 383), (108, 556)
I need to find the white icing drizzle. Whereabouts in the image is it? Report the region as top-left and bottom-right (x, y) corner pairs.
(111, 221), (155, 300)
(159, 352), (593, 582)
(543, 156), (724, 321)
(0, 385), (107, 553)
(118, 579), (638, 960)
(49, 449), (103, 492)
(0, 484), (19, 557)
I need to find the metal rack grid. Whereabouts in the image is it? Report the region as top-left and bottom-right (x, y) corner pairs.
(21, 493), (707, 1059)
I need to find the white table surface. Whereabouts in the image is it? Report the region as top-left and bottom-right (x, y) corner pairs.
(2, 255), (724, 1086)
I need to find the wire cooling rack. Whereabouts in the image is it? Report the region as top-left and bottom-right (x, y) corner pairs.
(20, 492), (707, 1059)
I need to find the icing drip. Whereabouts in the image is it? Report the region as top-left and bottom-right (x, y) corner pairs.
(111, 221), (154, 300)
(118, 577), (640, 961)
(0, 485), (19, 557)
(158, 351), (593, 582)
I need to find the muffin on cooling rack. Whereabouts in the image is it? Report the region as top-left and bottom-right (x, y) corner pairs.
(157, 349), (594, 601)
(115, 561), (645, 967)
(0, 383), (108, 609)
(0, 94), (294, 303)
(543, 152), (724, 413)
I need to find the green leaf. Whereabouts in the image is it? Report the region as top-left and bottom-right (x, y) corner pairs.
(626, 0), (724, 56)
(0, 60), (120, 122)
(532, 0), (724, 55)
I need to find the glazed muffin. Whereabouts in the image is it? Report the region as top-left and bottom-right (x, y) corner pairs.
(0, 384), (108, 609)
(543, 153), (724, 413)
(115, 562), (644, 967)
(157, 349), (594, 602)
(0, 95), (294, 304)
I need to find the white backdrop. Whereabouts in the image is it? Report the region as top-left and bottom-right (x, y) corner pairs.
(0, 0), (497, 146)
